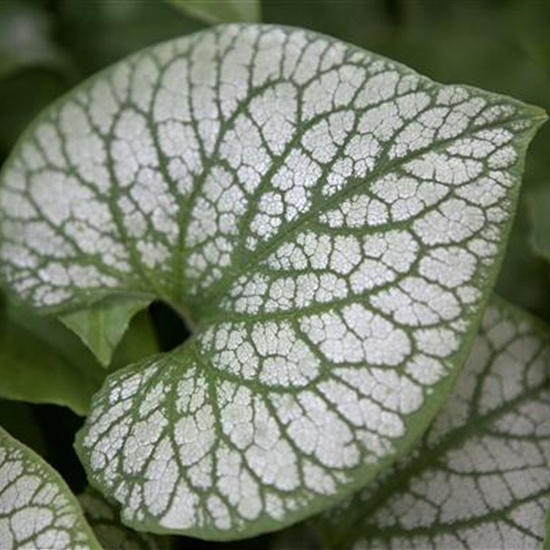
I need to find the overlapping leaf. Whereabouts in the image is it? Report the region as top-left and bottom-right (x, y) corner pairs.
(79, 487), (167, 550)
(0, 24), (545, 539)
(0, 303), (104, 415)
(0, 425), (100, 549)
(60, 297), (152, 367)
(318, 298), (550, 549)
(0, 300), (158, 415)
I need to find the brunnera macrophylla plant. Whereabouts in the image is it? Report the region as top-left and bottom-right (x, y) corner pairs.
(0, 22), (549, 546)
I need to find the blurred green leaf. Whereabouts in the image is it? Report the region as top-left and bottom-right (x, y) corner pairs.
(0, 67), (69, 155)
(167, 0), (260, 23)
(0, 300), (159, 415)
(79, 487), (172, 550)
(60, 297), (152, 367)
(0, 303), (104, 415)
(262, 0), (390, 47)
(508, 0), (550, 77)
(0, 0), (68, 77)
(495, 198), (550, 322)
(112, 309), (160, 371)
(527, 184), (550, 263)
(57, 0), (206, 75)
(0, 1), (74, 154)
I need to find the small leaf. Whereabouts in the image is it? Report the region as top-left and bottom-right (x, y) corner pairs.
(0, 1), (69, 78)
(167, 0), (260, 23)
(111, 309), (160, 370)
(60, 296), (152, 367)
(317, 298), (550, 549)
(79, 487), (168, 550)
(0, 301), (159, 415)
(0, 424), (101, 549)
(0, 24), (545, 539)
(0, 304), (104, 415)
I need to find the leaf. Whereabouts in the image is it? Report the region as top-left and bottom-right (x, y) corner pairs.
(167, 0), (260, 23)
(79, 487), (168, 550)
(111, 309), (160, 370)
(0, 304), (105, 415)
(0, 301), (159, 415)
(316, 298), (550, 549)
(496, 196), (550, 322)
(60, 297), (152, 367)
(0, 24), (544, 539)
(0, 424), (101, 549)
(0, 2), (73, 153)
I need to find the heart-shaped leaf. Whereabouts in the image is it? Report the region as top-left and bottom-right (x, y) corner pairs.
(0, 24), (545, 539)
(317, 298), (550, 549)
(0, 425), (101, 549)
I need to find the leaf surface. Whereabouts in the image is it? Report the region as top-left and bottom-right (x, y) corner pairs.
(317, 298), (550, 549)
(60, 297), (152, 367)
(0, 24), (544, 539)
(0, 425), (101, 549)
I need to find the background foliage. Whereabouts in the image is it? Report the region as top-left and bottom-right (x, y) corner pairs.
(1, 0), (550, 548)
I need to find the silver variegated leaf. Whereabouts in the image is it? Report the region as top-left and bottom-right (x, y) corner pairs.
(0, 425), (100, 549)
(0, 24), (545, 539)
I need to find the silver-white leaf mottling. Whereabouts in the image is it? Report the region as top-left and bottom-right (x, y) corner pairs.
(0, 426), (99, 550)
(320, 300), (550, 550)
(0, 24), (544, 539)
